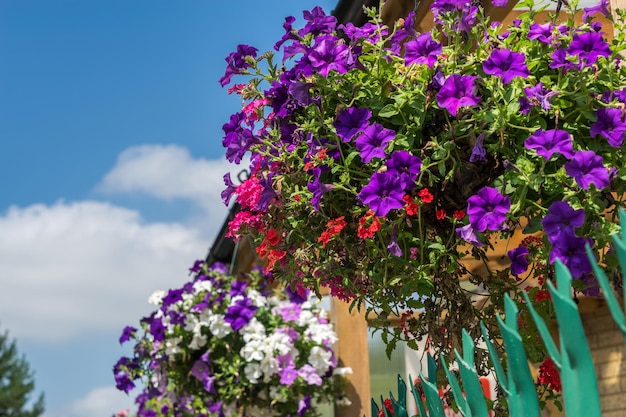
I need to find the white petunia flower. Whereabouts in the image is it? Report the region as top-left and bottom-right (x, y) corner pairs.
(308, 346), (332, 375)
(247, 289), (267, 307)
(241, 339), (265, 362)
(208, 314), (232, 338)
(244, 362), (262, 384)
(165, 336), (183, 357)
(148, 290), (166, 305)
(193, 280), (213, 294)
(189, 332), (207, 350)
(333, 367), (353, 376)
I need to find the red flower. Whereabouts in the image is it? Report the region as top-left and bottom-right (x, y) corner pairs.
(358, 211), (382, 239)
(436, 209), (446, 220)
(453, 210), (466, 220)
(403, 195), (420, 216)
(377, 398), (394, 417)
(418, 188), (434, 203)
(538, 358), (562, 392)
(318, 216), (347, 247)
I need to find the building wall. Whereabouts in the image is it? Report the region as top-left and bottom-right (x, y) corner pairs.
(581, 300), (626, 417)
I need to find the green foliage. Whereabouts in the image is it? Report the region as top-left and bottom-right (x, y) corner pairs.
(0, 329), (44, 417)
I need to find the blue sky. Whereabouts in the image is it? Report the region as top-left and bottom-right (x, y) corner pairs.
(0, 1), (336, 416)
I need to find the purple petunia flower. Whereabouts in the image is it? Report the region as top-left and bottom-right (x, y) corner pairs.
(224, 297), (258, 331)
(564, 150), (610, 190)
(355, 123), (395, 163)
(456, 223), (484, 247)
(524, 128), (575, 159)
(469, 134), (487, 163)
(334, 107), (372, 142)
(114, 372), (135, 394)
(467, 186), (510, 232)
(298, 7), (337, 37)
(277, 303), (302, 321)
(549, 234), (593, 279)
(583, 0), (611, 22)
(222, 112), (257, 164)
(298, 395), (312, 417)
(528, 22), (553, 44)
(280, 365), (298, 385)
(191, 355), (216, 393)
(404, 33), (442, 68)
(307, 168), (334, 210)
(149, 318), (166, 342)
(308, 35), (350, 77)
(508, 246), (529, 277)
(542, 201), (585, 243)
(482, 49), (530, 84)
(521, 83), (558, 113)
(274, 16), (298, 51)
(358, 172), (405, 217)
(568, 32), (611, 67)
(340, 22), (386, 43)
(219, 44), (258, 87)
(385, 150), (422, 190)
(119, 326), (137, 345)
(436, 74), (480, 117)
(298, 364), (323, 386)
(550, 48), (577, 71)
(221, 173), (238, 206)
(387, 227), (403, 257)
(590, 107), (626, 147)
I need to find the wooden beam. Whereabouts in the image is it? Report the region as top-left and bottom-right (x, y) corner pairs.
(332, 298), (371, 417)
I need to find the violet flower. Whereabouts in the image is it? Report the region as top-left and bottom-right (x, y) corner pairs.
(528, 22), (553, 44)
(387, 227), (403, 257)
(224, 297), (258, 331)
(385, 150), (422, 190)
(522, 82), (558, 112)
(308, 35), (350, 77)
(469, 134), (487, 163)
(355, 123), (395, 163)
(590, 107), (626, 147)
(334, 107), (372, 142)
(482, 49), (530, 84)
(542, 201), (585, 244)
(358, 172), (405, 217)
(219, 44), (258, 87)
(583, 0), (611, 22)
(456, 223), (484, 247)
(307, 168), (334, 210)
(549, 234), (593, 278)
(298, 7), (337, 37)
(467, 186), (510, 232)
(221, 173), (238, 206)
(565, 150), (610, 190)
(436, 74), (480, 117)
(524, 128), (575, 159)
(550, 48), (577, 71)
(404, 33), (442, 68)
(508, 246), (529, 277)
(274, 16), (298, 51)
(119, 326), (137, 345)
(568, 32), (611, 67)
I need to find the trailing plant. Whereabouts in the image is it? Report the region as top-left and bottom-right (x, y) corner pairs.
(219, 0), (626, 370)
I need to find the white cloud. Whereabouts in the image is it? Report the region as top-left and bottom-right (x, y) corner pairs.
(63, 385), (135, 417)
(96, 144), (245, 211)
(0, 200), (211, 343)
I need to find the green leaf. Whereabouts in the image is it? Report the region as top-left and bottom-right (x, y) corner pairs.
(378, 104), (398, 118)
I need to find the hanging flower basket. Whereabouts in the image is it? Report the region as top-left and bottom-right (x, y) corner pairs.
(114, 262), (352, 417)
(219, 0), (626, 358)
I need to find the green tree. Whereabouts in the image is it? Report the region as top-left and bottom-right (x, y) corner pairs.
(0, 329), (44, 417)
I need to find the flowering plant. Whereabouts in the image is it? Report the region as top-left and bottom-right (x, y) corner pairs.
(219, 0), (626, 360)
(113, 261), (351, 417)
